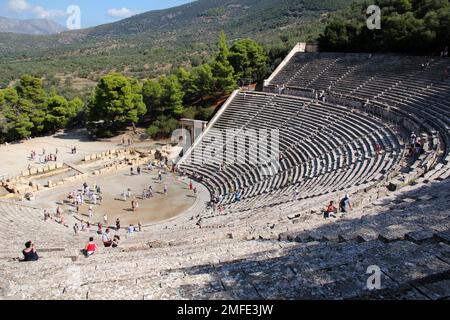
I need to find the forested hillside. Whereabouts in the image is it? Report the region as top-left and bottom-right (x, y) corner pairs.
(319, 0), (450, 53)
(0, 0), (358, 94)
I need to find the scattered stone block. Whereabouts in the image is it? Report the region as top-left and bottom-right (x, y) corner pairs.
(435, 231), (450, 245)
(405, 230), (435, 244)
(416, 280), (450, 300)
(378, 229), (404, 243)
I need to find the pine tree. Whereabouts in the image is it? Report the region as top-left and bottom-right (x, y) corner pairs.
(210, 31), (236, 94)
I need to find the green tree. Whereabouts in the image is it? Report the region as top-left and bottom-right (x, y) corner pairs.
(210, 31), (236, 94)
(1, 87), (34, 140)
(319, 0), (450, 53)
(142, 79), (163, 117)
(159, 75), (184, 118)
(189, 63), (215, 99)
(44, 93), (75, 133)
(229, 39), (269, 83)
(15, 75), (47, 135)
(16, 75), (47, 104)
(146, 115), (179, 139)
(88, 73), (146, 130)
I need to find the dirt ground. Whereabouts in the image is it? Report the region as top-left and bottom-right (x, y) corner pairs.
(28, 167), (196, 227)
(0, 128), (168, 178)
(2, 128), (194, 227)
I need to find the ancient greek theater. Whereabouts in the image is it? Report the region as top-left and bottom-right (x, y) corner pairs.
(1, 43), (450, 301)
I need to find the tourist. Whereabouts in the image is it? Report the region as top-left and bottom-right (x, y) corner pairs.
(127, 188), (132, 198)
(97, 223), (102, 234)
(88, 206), (93, 219)
(189, 181), (193, 190)
(158, 170), (162, 181)
(102, 228), (113, 247)
(73, 223), (79, 235)
(43, 209), (49, 221)
(164, 184), (168, 195)
(339, 194), (352, 216)
(376, 143), (381, 155)
(86, 221), (91, 232)
(82, 237), (96, 257)
(131, 199), (136, 212)
(135, 199), (140, 211)
(130, 167), (134, 176)
(22, 241), (39, 262)
(116, 218), (121, 231)
(137, 166), (141, 175)
(80, 220), (85, 231)
(410, 132), (417, 145)
(103, 214), (108, 226)
(293, 188), (300, 201)
(325, 201), (337, 218)
(149, 185), (153, 197)
(112, 235), (120, 248)
(138, 221), (142, 232)
(128, 224), (135, 234)
(234, 190), (241, 202)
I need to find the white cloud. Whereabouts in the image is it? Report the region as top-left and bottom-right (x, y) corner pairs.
(8, 0), (67, 19)
(32, 6), (66, 19)
(8, 0), (30, 11)
(107, 7), (138, 18)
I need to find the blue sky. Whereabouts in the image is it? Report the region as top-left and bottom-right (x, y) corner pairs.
(0, 0), (194, 28)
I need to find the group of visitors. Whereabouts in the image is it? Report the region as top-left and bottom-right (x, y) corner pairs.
(324, 194), (352, 219)
(120, 138), (133, 146)
(127, 222), (142, 233)
(142, 186), (154, 199)
(209, 194), (225, 215)
(408, 132), (424, 157)
(130, 166), (141, 175)
(29, 148), (59, 164)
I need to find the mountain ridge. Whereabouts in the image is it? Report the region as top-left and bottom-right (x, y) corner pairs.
(0, 0), (359, 89)
(0, 16), (66, 35)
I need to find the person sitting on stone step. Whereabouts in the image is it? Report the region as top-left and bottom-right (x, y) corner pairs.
(82, 237), (96, 257)
(325, 201), (337, 218)
(22, 241), (39, 262)
(112, 235), (120, 248)
(102, 228), (113, 247)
